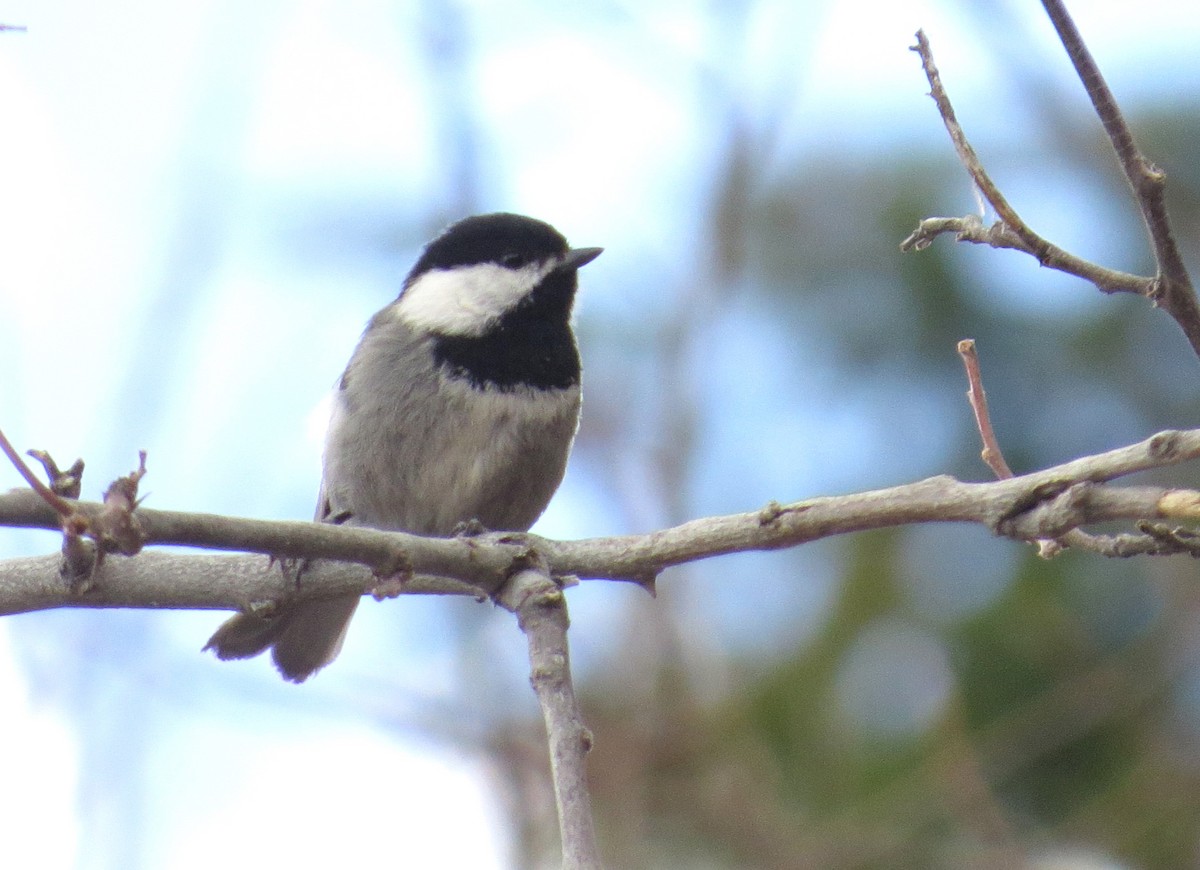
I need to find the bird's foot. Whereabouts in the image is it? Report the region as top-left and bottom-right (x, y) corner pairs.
(453, 518), (489, 537)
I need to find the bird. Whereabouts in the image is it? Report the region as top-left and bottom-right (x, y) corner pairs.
(204, 212), (602, 681)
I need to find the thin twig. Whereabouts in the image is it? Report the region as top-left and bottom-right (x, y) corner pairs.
(957, 340), (1013, 479)
(899, 216), (1146, 294)
(0, 427), (74, 518)
(911, 31), (1082, 274)
(957, 339), (1093, 558)
(497, 563), (601, 869)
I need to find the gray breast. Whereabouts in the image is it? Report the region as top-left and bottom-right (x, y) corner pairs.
(320, 319), (581, 535)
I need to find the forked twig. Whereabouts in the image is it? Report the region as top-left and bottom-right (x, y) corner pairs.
(904, 16), (1200, 358)
(0, 427), (74, 518)
(902, 31), (1149, 297)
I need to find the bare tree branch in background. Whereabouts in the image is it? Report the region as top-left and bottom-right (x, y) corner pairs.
(901, 10), (1200, 358)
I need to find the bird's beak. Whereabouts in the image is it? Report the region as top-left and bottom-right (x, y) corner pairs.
(560, 247), (603, 271)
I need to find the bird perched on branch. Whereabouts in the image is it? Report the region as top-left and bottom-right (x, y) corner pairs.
(205, 213), (602, 681)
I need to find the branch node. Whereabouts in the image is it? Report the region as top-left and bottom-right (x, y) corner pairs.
(994, 479), (1072, 535)
(634, 572), (659, 597)
(757, 500), (786, 525)
(370, 549), (414, 600)
(1035, 539), (1064, 559)
(1148, 430), (1182, 462)
(27, 450), (85, 499)
(60, 534), (98, 592)
(94, 451), (149, 556)
(1147, 276), (1166, 305)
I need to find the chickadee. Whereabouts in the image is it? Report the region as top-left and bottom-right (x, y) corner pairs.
(205, 213), (602, 681)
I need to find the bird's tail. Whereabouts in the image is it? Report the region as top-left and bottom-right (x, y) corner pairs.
(204, 594), (360, 683)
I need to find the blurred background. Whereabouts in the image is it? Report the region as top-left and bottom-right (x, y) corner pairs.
(3, 1), (1200, 867)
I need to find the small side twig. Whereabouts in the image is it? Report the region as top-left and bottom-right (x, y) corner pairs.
(496, 561), (601, 870)
(26, 450), (84, 498)
(900, 216), (1148, 295)
(955, 339), (1139, 559)
(95, 450), (149, 556)
(957, 340), (1012, 480)
(957, 339), (1062, 557)
(0, 427), (75, 518)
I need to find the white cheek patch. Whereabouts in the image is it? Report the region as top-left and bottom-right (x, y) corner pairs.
(393, 260), (555, 336)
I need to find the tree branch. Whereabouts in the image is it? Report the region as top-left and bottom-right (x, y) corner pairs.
(900, 214), (1146, 295)
(5, 428), (1200, 616)
(901, 22), (1200, 358)
(1039, 0), (1196, 303)
(957, 339), (1013, 480)
(496, 562), (600, 870)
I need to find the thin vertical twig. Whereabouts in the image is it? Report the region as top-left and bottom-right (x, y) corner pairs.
(955, 340), (1145, 559)
(496, 563), (602, 870)
(957, 340), (1013, 480)
(957, 339), (1066, 556)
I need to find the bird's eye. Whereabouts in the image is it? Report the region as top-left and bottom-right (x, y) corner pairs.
(500, 251), (528, 269)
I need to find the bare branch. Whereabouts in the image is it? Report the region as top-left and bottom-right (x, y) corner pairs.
(957, 340), (1013, 480)
(904, 30), (1143, 294)
(904, 21), (1200, 357)
(1039, 0), (1196, 305)
(899, 215), (1146, 295)
(5, 428), (1200, 617)
(0, 486), (525, 594)
(496, 562), (600, 870)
